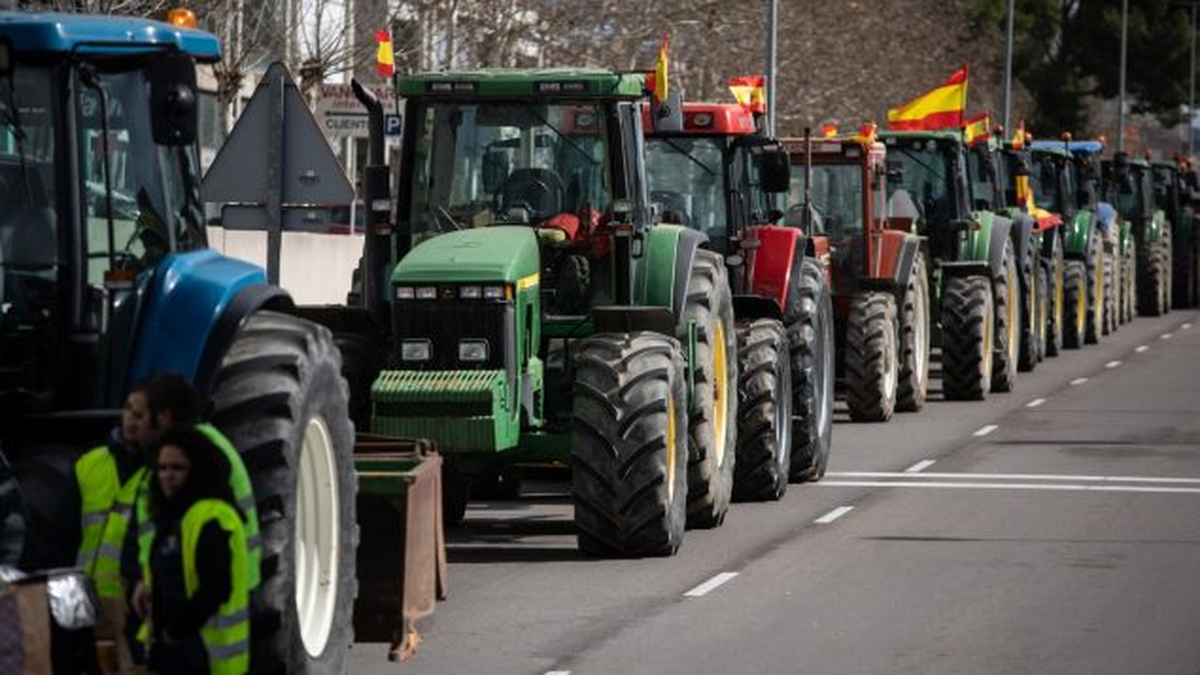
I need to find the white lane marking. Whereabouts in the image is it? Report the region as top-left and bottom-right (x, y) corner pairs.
(1105, 360), (1121, 369)
(819, 481), (1200, 494)
(1183, 323), (1192, 330)
(1026, 398), (1047, 408)
(905, 459), (936, 473)
(684, 572), (739, 598)
(1136, 345), (1149, 353)
(1070, 377), (1089, 385)
(828, 471), (1200, 484)
(974, 424), (999, 437)
(1161, 333), (1173, 340)
(546, 671), (572, 675)
(814, 506), (854, 524)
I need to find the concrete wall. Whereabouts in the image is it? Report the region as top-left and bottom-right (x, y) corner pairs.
(206, 227), (363, 305)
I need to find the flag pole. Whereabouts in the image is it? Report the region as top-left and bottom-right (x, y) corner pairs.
(1117, 0), (1129, 153)
(766, 0), (778, 136)
(1003, 0), (1015, 132)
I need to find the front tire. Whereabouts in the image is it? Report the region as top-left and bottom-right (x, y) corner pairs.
(572, 333), (689, 557)
(787, 258), (835, 481)
(991, 239), (1020, 392)
(844, 292), (898, 421)
(208, 311), (357, 674)
(941, 275), (994, 401)
(1085, 228), (1104, 345)
(1017, 235), (1039, 372)
(732, 319), (793, 501)
(896, 251), (930, 411)
(1138, 236), (1167, 317)
(1062, 260), (1087, 349)
(680, 250), (738, 529)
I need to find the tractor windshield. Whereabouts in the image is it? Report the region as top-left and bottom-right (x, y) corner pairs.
(887, 143), (953, 224)
(76, 62), (206, 282)
(644, 136), (726, 238)
(786, 162), (864, 234)
(404, 101), (611, 236)
(1028, 155), (1062, 212)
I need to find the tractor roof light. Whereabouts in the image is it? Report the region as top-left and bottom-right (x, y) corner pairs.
(415, 286), (437, 300)
(167, 8), (198, 28)
(401, 339), (432, 362)
(396, 286), (415, 300)
(691, 112), (714, 128)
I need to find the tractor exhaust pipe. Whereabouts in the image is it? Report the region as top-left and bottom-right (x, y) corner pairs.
(352, 79), (391, 324)
(803, 127), (814, 235)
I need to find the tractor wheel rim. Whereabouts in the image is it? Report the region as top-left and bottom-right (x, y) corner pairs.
(1055, 263), (1064, 335)
(1076, 275), (1086, 335)
(1094, 251), (1105, 327)
(666, 397), (677, 502)
(1007, 266), (1019, 364)
(296, 415), (339, 658)
(883, 320), (898, 401)
(983, 299), (994, 378)
(711, 321), (729, 467)
(914, 280), (928, 383)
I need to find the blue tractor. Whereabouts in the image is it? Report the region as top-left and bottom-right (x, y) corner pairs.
(0, 12), (357, 672)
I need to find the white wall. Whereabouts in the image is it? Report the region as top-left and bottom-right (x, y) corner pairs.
(206, 227), (364, 305)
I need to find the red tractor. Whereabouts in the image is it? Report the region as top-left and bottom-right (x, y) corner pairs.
(782, 128), (930, 421)
(644, 103), (836, 500)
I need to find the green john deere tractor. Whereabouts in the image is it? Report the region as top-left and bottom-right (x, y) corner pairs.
(364, 70), (739, 556)
(1103, 153), (1171, 317)
(1150, 159), (1196, 310)
(880, 131), (1019, 401)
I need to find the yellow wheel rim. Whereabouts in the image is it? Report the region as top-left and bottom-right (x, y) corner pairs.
(1007, 266), (1019, 364)
(983, 296), (994, 379)
(1094, 250), (1105, 329)
(666, 396), (677, 502)
(1055, 263), (1064, 335)
(711, 321), (729, 467)
(1076, 275), (1086, 335)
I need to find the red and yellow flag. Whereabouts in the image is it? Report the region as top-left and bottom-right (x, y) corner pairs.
(887, 66), (968, 131)
(644, 31), (670, 103)
(728, 75), (766, 114)
(964, 112), (990, 145)
(375, 30), (394, 78)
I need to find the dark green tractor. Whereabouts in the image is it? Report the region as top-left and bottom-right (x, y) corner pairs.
(1103, 153), (1170, 317)
(1150, 159), (1196, 309)
(365, 70), (740, 556)
(880, 131), (1019, 400)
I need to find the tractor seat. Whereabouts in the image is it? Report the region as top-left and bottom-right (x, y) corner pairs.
(501, 168), (565, 221)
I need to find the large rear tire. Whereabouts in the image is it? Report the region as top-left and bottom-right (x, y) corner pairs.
(844, 292), (898, 422)
(1034, 261), (1049, 362)
(732, 319), (792, 502)
(572, 332), (689, 557)
(1062, 260), (1087, 349)
(208, 310), (357, 674)
(1103, 236), (1119, 335)
(1017, 235), (1039, 372)
(680, 250), (737, 529)
(1174, 234), (1198, 308)
(1044, 241), (1065, 357)
(896, 251), (930, 412)
(991, 239), (1020, 392)
(1137, 237), (1167, 317)
(1124, 236), (1138, 323)
(941, 275), (994, 401)
(1162, 225), (1174, 312)
(1085, 228), (1104, 345)
(787, 259), (835, 481)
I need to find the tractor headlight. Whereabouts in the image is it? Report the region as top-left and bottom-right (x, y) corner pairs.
(482, 285), (507, 300)
(458, 339), (489, 362)
(459, 285), (482, 299)
(395, 286), (415, 300)
(401, 339), (432, 362)
(415, 286), (438, 300)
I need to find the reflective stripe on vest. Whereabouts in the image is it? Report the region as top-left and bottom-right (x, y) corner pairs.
(75, 447), (124, 595)
(181, 499), (250, 675)
(90, 467), (147, 599)
(136, 424), (262, 590)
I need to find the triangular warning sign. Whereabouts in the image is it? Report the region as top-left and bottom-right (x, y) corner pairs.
(202, 62), (354, 206)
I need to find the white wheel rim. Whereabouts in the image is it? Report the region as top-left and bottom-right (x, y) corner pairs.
(296, 415), (340, 658)
(914, 280), (929, 384)
(883, 320), (898, 402)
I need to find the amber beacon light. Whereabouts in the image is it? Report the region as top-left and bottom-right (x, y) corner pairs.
(167, 8), (198, 28)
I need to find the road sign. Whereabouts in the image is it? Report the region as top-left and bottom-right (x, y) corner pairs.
(316, 83), (402, 137)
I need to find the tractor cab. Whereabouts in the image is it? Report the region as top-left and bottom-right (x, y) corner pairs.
(1150, 160), (1185, 226)
(1102, 153), (1154, 224)
(0, 13), (220, 423)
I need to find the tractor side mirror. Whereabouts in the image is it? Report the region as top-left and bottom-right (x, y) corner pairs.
(482, 151), (510, 195)
(759, 148), (790, 194)
(149, 53), (198, 146)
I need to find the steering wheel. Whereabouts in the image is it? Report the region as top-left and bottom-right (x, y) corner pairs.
(504, 177), (555, 220)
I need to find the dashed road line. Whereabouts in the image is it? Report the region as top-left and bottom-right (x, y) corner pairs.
(684, 572), (738, 598)
(1105, 360), (1121, 369)
(1070, 377), (1089, 386)
(828, 471), (1200, 484)
(545, 671), (572, 675)
(973, 424), (998, 437)
(1161, 333), (1174, 340)
(905, 459), (936, 473)
(1026, 398), (1047, 408)
(814, 506), (854, 524)
(1183, 323), (1192, 330)
(1136, 345), (1149, 353)
(818, 481), (1200, 494)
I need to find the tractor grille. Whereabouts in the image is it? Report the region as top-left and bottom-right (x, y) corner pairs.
(391, 298), (516, 374)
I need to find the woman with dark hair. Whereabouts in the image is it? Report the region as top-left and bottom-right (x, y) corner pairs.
(131, 427), (249, 674)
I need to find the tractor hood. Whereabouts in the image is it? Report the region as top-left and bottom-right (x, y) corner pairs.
(394, 226), (539, 283)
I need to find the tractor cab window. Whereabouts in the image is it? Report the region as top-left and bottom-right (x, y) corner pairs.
(76, 63), (205, 283)
(644, 135), (726, 238)
(0, 64), (59, 327)
(886, 140), (954, 224)
(405, 102), (611, 238)
(967, 145), (996, 210)
(786, 162), (864, 236)
(1028, 156), (1061, 212)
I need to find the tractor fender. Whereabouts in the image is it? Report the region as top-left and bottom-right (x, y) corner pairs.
(128, 250), (289, 396)
(939, 260), (991, 278)
(746, 224), (806, 313)
(193, 282), (295, 400)
(636, 223), (706, 324)
(985, 214), (1014, 276)
(1009, 212), (1037, 275)
(1148, 209), (1167, 244)
(869, 230), (920, 291)
(1064, 210), (1095, 259)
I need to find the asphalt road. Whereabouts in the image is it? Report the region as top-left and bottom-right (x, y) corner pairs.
(350, 310), (1200, 675)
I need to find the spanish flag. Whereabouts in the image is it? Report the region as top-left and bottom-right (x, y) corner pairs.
(963, 112), (990, 145)
(729, 75), (766, 114)
(376, 30), (394, 79)
(887, 66), (968, 131)
(644, 31), (670, 103)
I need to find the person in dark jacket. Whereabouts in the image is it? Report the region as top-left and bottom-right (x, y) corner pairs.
(133, 428), (249, 674)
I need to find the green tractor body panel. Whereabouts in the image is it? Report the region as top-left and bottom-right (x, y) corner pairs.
(1064, 210), (1095, 257)
(1149, 209), (1167, 244)
(399, 68), (645, 100)
(376, 226), (542, 454)
(635, 223), (689, 312)
(372, 369), (519, 451)
(964, 209), (997, 262)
